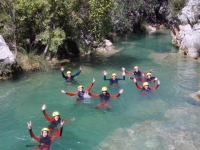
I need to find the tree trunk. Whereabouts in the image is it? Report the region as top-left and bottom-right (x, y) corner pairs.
(43, 44), (49, 58)
(12, 1), (17, 58)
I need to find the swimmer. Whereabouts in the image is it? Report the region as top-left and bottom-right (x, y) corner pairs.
(61, 78), (95, 103)
(130, 72), (158, 83)
(133, 77), (160, 91)
(61, 66), (82, 82)
(27, 120), (64, 150)
(103, 69), (125, 85)
(122, 66), (153, 80)
(90, 87), (124, 109)
(42, 104), (75, 135)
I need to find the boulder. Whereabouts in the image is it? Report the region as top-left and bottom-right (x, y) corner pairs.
(147, 25), (157, 34)
(104, 39), (113, 47)
(0, 35), (22, 79)
(169, 0), (200, 59)
(0, 35), (16, 64)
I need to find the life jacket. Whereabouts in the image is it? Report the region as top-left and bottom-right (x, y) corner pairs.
(134, 70), (142, 78)
(48, 118), (61, 129)
(110, 79), (118, 84)
(146, 77), (155, 82)
(39, 135), (51, 145)
(78, 91), (85, 99)
(66, 77), (73, 82)
(100, 93), (110, 102)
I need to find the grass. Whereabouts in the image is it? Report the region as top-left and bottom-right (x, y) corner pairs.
(16, 49), (52, 72)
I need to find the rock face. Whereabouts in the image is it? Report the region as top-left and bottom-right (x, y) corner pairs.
(0, 35), (22, 79)
(96, 39), (118, 53)
(169, 0), (200, 59)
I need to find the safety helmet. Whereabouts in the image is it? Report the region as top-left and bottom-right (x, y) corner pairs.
(112, 73), (117, 77)
(52, 111), (60, 117)
(147, 73), (152, 76)
(66, 71), (71, 74)
(102, 87), (108, 92)
(134, 66), (138, 69)
(41, 128), (50, 135)
(78, 85), (83, 90)
(143, 82), (149, 86)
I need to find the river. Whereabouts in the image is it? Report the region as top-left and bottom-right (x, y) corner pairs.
(1, 30), (200, 150)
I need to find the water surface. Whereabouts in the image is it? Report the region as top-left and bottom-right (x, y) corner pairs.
(1, 30), (200, 150)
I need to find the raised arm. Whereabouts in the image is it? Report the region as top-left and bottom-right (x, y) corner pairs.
(63, 118), (75, 123)
(51, 120), (64, 140)
(103, 71), (110, 80)
(133, 78), (143, 90)
(117, 72), (126, 80)
(89, 93), (100, 97)
(141, 69), (153, 74)
(86, 78), (95, 92)
(61, 90), (78, 96)
(61, 67), (67, 79)
(73, 66), (82, 77)
(42, 104), (54, 122)
(150, 80), (160, 90)
(110, 89), (123, 98)
(27, 121), (40, 142)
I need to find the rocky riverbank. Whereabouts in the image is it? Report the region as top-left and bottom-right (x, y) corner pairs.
(169, 0), (200, 59)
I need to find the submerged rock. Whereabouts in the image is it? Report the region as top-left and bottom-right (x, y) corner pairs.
(96, 39), (119, 54)
(190, 91), (200, 103)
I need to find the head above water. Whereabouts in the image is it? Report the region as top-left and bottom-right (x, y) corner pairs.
(78, 85), (83, 91)
(143, 82), (149, 89)
(102, 87), (108, 93)
(41, 128), (50, 137)
(52, 111), (60, 121)
(134, 66), (139, 71)
(112, 73), (117, 79)
(147, 72), (152, 77)
(66, 71), (71, 77)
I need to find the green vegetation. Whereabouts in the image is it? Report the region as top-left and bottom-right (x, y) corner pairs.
(0, 0), (165, 71)
(168, 0), (187, 18)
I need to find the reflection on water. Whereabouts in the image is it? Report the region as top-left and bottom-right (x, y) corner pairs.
(1, 30), (200, 150)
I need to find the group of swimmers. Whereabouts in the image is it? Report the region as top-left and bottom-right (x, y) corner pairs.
(27, 65), (160, 149)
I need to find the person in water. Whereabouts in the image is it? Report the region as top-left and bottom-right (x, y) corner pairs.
(61, 78), (95, 103)
(103, 69), (125, 85)
(90, 87), (124, 109)
(122, 66), (153, 80)
(61, 66), (82, 82)
(133, 77), (160, 91)
(42, 104), (75, 135)
(27, 120), (64, 150)
(130, 72), (158, 83)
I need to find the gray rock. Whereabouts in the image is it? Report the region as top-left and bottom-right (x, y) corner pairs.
(0, 35), (16, 64)
(0, 35), (22, 79)
(169, 0), (200, 59)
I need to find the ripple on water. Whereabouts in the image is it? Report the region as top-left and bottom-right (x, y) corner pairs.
(95, 104), (200, 150)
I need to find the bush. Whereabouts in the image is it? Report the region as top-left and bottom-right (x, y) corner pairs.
(168, 0), (187, 18)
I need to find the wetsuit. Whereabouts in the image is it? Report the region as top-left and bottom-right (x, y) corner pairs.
(125, 70), (152, 80)
(90, 92), (121, 108)
(130, 76), (156, 83)
(28, 126), (63, 150)
(135, 82), (159, 91)
(61, 70), (81, 82)
(63, 82), (94, 100)
(43, 110), (61, 129)
(104, 75), (125, 85)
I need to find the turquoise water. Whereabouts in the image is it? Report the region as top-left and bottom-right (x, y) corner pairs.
(1, 30), (200, 150)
